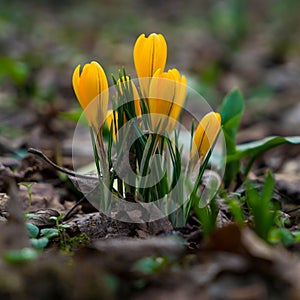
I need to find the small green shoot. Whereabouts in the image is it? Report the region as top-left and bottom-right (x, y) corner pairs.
(269, 228), (294, 247)
(18, 182), (36, 212)
(40, 228), (60, 239)
(49, 214), (75, 251)
(225, 196), (245, 227)
(193, 196), (218, 238)
(246, 171), (278, 241)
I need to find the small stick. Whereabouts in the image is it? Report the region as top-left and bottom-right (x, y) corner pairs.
(27, 148), (99, 180)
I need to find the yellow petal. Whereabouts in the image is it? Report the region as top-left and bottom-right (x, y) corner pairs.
(105, 109), (118, 140)
(168, 73), (187, 132)
(72, 64), (83, 108)
(148, 68), (186, 133)
(72, 61), (109, 127)
(133, 33), (167, 97)
(191, 112), (221, 164)
(79, 62), (107, 107)
(148, 70), (174, 131)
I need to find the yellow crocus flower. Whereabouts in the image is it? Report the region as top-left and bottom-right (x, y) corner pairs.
(191, 112), (221, 164)
(133, 33), (167, 97)
(148, 68), (186, 133)
(72, 61), (108, 127)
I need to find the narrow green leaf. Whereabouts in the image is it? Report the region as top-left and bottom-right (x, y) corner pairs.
(40, 228), (59, 239)
(220, 89), (245, 187)
(226, 136), (300, 178)
(220, 89), (244, 131)
(229, 136), (300, 161)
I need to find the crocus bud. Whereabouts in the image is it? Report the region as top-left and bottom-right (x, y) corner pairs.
(72, 61), (108, 127)
(148, 68), (186, 133)
(133, 33), (167, 97)
(191, 112), (221, 164)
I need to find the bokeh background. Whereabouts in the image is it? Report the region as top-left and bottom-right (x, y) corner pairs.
(1, 0), (300, 157)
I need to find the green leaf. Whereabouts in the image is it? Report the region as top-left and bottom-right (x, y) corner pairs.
(193, 196), (218, 238)
(292, 231), (300, 243)
(269, 228), (294, 246)
(26, 223), (39, 238)
(220, 89), (245, 186)
(31, 237), (49, 249)
(225, 198), (245, 226)
(226, 136), (300, 178)
(24, 213), (39, 220)
(4, 248), (39, 264)
(261, 171), (275, 209)
(220, 89), (245, 129)
(228, 136), (300, 161)
(40, 228), (59, 238)
(246, 171), (278, 242)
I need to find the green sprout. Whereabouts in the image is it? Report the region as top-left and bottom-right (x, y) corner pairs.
(18, 182), (36, 212)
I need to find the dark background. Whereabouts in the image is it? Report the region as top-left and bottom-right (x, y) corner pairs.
(1, 0), (300, 153)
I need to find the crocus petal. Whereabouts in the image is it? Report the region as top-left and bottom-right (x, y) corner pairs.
(168, 74), (187, 132)
(72, 64), (83, 107)
(148, 68), (186, 133)
(72, 61), (109, 127)
(134, 33), (167, 97)
(106, 109), (118, 140)
(191, 112), (221, 164)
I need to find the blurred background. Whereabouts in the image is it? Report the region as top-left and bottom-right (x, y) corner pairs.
(1, 0), (300, 158)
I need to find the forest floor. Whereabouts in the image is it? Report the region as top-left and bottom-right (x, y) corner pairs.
(1, 1), (300, 299)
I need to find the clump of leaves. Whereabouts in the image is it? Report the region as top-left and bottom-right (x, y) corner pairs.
(26, 223), (49, 249)
(49, 214), (89, 251)
(220, 89), (300, 188)
(224, 171), (299, 246)
(245, 171), (279, 241)
(193, 196), (218, 238)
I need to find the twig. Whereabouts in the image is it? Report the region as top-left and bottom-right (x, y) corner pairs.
(27, 148), (99, 180)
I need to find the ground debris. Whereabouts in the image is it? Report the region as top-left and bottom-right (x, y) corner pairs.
(0, 180), (29, 255)
(93, 236), (184, 261)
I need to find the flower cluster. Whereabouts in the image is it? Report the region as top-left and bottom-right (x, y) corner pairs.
(72, 33), (220, 168)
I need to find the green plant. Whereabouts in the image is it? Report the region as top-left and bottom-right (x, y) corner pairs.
(49, 214), (71, 250)
(26, 222), (53, 250)
(4, 221), (61, 263)
(193, 195), (218, 238)
(18, 182), (36, 212)
(225, 195), (245, 227)
(220, 90), (300, 188)
(245, 171), (278, 241)
(220, 89), (245, 187)
(70, 33), (222, 227)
